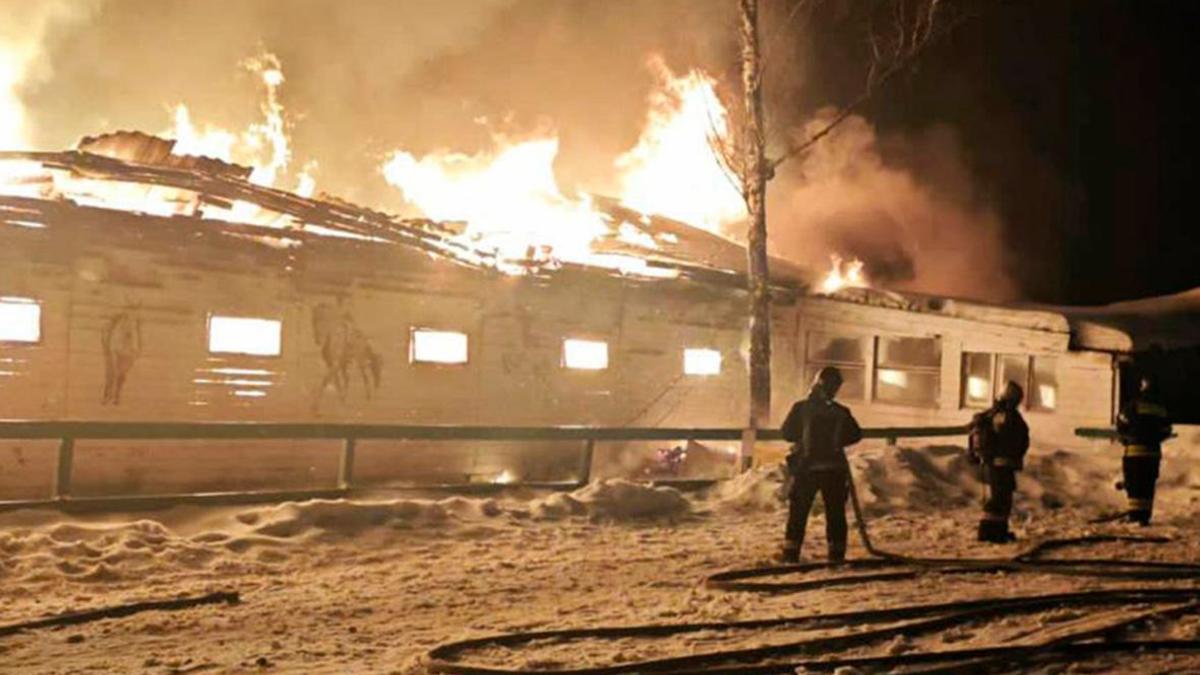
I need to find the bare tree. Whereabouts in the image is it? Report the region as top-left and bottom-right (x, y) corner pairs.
(730, 0), (955, 431)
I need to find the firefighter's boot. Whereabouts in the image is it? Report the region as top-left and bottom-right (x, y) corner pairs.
(777, 543), (801, 564)
(977, 518), (1009, 543)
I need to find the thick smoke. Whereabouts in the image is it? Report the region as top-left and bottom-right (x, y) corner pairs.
(767, 112), (1017, 302)
(0, 0), (101, 149)
(6, 0), (1014, 300)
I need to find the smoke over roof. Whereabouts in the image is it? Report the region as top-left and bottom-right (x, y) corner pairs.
(5, 0), (1019, 303)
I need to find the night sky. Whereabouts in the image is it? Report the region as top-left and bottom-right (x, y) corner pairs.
(843, 0), (1200, 305)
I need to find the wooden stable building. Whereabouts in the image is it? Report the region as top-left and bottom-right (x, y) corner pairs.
(0, 134), (1125, 502)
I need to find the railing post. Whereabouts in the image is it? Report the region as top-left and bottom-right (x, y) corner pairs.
(337, 437), (356, 490)
(739, 428), (757, 472)
(53, 437), (75, 500)
(887, 435), (897, 447)
(577, 439), (595, 487)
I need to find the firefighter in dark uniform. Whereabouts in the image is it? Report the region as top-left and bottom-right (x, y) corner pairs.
(1117, 376), (1172, 526)
(968, 381), (1030, 543)
(779, 366), (863, 563)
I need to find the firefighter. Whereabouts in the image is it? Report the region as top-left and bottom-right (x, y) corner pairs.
(968, 381), (1030, 543)
(779, 366), (863, 563)
(1116, 376), (1172, 526)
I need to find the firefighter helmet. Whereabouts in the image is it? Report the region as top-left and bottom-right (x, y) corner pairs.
(812, 366), (844, 398)
(998, 380), (1024, 407)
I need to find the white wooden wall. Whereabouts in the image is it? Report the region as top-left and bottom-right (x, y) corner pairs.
(0, 209), (1117, 499)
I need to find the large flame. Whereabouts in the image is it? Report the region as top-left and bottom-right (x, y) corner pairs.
(0, 51), (315, 228)
(168, 52), (292, 189)
(164, 52), (316, 226)
(381, 59), (742, 277)
(383, 134), (608, 269)
(615, 58), (745, 234)
(818, 255), (869, 294)
(0, 47), (30, 151)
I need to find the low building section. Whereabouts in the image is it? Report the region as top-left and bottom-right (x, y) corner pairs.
(0, 136), (1122, 498)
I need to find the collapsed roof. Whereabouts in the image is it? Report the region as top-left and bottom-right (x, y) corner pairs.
(4, 132), (1178, 353)
(0, 131), (811, 292)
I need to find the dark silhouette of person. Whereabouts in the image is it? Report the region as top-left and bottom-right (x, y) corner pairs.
(1116, 375), (1172, 525)
(779, 366), (863, 563)
(968, 381), (1030, 543)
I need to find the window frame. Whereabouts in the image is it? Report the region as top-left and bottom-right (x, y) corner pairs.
(0, 296), (43, 346)
(1028, 356), (1058, 412)
(803, 330), (870, 401)
(408, 327), (470, 366)
(959, 351), (1057, 413)
(206, 313), (284, 358)
(961, 352), (995, 409)
(872, 335), (942, 408)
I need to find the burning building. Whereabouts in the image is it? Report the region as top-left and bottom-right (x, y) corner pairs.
(0, 132), (1125, 502)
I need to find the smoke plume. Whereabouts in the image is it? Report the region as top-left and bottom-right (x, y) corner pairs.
(768, 112), (1017, 302)
(0, 0), (101, 149)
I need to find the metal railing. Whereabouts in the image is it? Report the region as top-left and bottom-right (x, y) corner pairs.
(0, 420), (970, 511)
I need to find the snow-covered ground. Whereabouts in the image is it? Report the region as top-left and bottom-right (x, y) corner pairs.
(1, 436), (1198, 674)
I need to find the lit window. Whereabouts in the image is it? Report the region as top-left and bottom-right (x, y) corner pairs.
(874, 336), (941, 406)
(208, 315), (282, 356)
(411, 329), (469, 364)
(563, 338), (608, 370)
(684, 348), (722, 376)
(1030, 357), (1057, 411)
(804, 331), (869, 399)
(0, 297), (41, 343)
(962, 352), (994, 408)
(996, 354), (1030, 400)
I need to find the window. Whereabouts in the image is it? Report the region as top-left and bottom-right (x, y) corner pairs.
(960, 352), (1057, 413)
(208, 315), (282, 356)
(683, 348), (721, 376)
(0, 297), (41, 343)
(996, 354), (1029, 400)
(563, 338), (608, 370)
(1029, 357), (1057, 411)
(962, 352), (994, 408)
(804, 331), (869, 399)
(410, 329), (468, 364)
(874, 336), (941, 406)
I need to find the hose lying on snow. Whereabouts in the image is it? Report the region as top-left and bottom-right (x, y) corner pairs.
(426, 469), (1200, 674)
(0, 590), (240, 639)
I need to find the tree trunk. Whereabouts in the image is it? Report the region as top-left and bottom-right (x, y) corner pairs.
(740, 0), (771, 429)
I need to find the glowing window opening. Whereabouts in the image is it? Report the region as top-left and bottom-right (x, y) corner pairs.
(0, 297), (41, 343)
(563, 338), (608, 370)
(683, 348), (721, 376)
(208, 315), (282, 356)
(966, 376), (990, 400)
(411, 328), (469, 364)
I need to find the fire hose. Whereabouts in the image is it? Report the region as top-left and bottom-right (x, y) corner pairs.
(426, 467), (1200, 674)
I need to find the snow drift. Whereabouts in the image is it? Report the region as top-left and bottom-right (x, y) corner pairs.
(2, 440), (1197, 587)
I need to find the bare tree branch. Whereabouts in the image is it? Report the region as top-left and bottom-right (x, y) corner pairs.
(767, 0), (961, 172)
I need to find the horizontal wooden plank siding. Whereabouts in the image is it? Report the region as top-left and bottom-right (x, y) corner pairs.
(0, 202), (1118, 499)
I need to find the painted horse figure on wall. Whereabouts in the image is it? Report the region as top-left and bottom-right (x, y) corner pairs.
(312, 301), (383, 411)
(101, 307), (142, 405)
